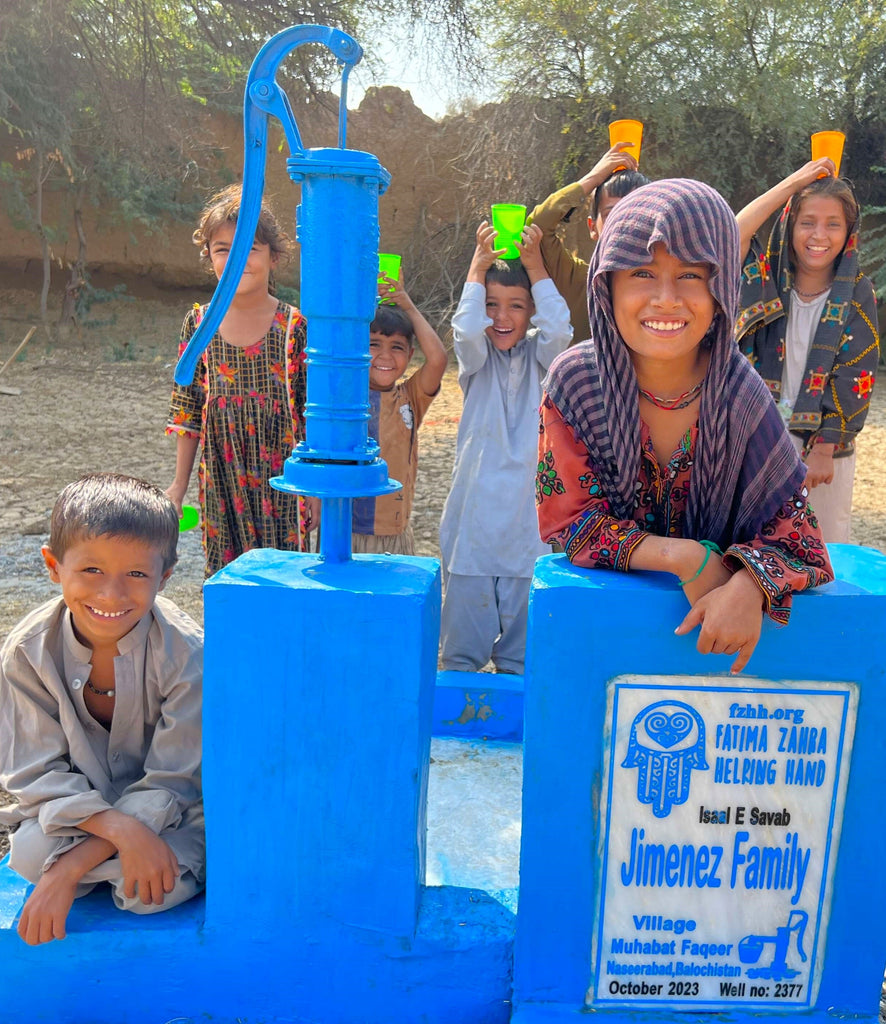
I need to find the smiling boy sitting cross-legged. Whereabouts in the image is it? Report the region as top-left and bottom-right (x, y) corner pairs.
(0, 473), (204, 945)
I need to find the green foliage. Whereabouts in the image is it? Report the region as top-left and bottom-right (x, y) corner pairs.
(274, 284), (301, 307)
(76, 282), (133, 327)
(480, 0), (886, 214)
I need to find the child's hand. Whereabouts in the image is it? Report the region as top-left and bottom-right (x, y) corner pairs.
(516, 223), (547, 282)
(17, 867), (77, 945)
(467, 221), (507, 282)
(303, 496), (320, 534)
(578, 143), (638, 194)
(377, 273), (415, 312)
(675, 569), (765, 674)
(803, 446), (835, 488)
(516, 222), (543, 263)
(165, 483), (186, 517)
(116, 819), (180, 906)
(789, 158), (836, 191)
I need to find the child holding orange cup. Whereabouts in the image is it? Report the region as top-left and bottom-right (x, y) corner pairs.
(735, 139), (878, 544)
(527, 139), (649, 342)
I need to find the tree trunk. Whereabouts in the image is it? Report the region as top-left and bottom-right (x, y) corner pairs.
(35, 150), (51, 333)
(59, 188), (87, 331)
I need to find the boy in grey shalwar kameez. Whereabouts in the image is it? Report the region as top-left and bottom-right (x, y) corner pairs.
(439, 221), (572, 673)
(0, 474), (204, 946)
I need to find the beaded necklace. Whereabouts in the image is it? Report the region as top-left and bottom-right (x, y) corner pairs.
(86, 679), (115, 698)
(638, 379), (704, 411)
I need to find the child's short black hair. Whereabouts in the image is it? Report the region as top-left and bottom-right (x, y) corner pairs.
(485, 259), (532, 292)
(592, 170), (651, 220)
(370, 305), (415, 345)
(49, 474), (179, 571)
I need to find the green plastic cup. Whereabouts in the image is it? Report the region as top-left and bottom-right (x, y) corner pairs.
(378, 253), (402, 304)
(490, 204), (526, 259)
(179, 504), (199, 532)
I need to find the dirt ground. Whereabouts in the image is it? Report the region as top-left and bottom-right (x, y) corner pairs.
(1, 285), (885, 877)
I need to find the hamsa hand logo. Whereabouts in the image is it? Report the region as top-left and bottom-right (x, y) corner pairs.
(622, 701), (708, 817)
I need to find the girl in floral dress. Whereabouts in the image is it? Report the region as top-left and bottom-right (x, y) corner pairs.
(166, 185), (310, 576)
(537, 179), (833, 674)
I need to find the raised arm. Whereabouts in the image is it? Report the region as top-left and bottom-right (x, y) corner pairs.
(378, 274), (447, 397)
(451, 222), (504, 378)
(736, 158), (836, 259)
(518, 225), (572, 365)
(576, 142), (639, 197)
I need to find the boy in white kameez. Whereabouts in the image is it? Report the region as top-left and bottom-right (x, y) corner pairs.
(0, 474), (204, 946)
(439, 221), (572, 673)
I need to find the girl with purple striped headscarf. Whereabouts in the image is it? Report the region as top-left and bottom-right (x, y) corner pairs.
(537, 179), (833, 673)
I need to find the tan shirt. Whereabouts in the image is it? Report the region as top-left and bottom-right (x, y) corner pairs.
(0, 595), (203, 840)
(352, 373), (437, 536)
(528, 181), (592, 342)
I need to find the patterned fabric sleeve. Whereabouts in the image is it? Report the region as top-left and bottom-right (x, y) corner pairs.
(537, 394), (648, 571)
(724, 489), (834, 625)
(166, 306), (206, 439)
(816, 274), (879, 449)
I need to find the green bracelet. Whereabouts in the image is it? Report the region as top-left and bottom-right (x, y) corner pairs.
(678, 540), (723, 587)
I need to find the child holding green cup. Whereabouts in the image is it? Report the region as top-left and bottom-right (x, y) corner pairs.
(490, 204), (527, 259)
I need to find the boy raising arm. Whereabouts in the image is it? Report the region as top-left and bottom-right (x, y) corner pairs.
(439, 222), (572, 674)
(0, 474), (204, 945)
(527, 142), (647, 341)
(352, 272), (447, 554)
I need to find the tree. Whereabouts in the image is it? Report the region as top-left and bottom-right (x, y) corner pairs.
(0, 0), (479, 331)
(480, 0), (886, 214)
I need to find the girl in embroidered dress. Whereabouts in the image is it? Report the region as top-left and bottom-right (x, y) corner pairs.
(166, 185), (311, 576)
(537, 179), (833, 674)
(735, 160), (879, 543)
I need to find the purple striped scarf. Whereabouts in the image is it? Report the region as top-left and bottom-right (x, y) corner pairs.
(545, 179), (806, 548)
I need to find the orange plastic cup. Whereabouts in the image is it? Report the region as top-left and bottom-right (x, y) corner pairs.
(378, 253), (401, 304)
(609, 119), (643, 170)
(810, 131), (845, 176)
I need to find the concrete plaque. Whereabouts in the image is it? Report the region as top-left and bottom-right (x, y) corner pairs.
(590, 675), (857, 1010)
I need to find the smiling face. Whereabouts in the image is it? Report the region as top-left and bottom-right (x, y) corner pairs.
(484, 282), (534, 350)
(42, 534), (173, 651)
(610, 243), (716, 370)
(207, 222), (277, 297)
(369, 331), (413, 390)
(790, 195), (849, 279)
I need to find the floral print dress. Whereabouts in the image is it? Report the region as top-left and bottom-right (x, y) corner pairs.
(167, 302), (308, 575)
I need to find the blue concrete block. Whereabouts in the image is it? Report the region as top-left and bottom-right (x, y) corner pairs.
(0, 858), (514, 1023)
(514, 553), (886, 1024)
(202, 548), (441, 938)
(434, 670), (524, 741)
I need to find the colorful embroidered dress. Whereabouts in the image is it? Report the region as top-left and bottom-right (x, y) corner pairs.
(735, 190), (879, 455)
(167, 301), (307, 575)
(538, 179), (833, 624)
(537, 400), (831, 623)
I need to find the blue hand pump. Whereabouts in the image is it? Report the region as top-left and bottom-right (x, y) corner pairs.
(175, 25), (400, 563)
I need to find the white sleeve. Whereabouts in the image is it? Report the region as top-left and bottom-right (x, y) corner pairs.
(529, 277), (574, 371)
(451, 281), (491, 378)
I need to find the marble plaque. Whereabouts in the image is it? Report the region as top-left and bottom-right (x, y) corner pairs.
(589, 675), (857, 1010)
